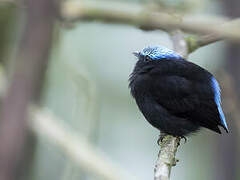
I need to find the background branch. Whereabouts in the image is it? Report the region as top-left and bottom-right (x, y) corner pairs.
(0, 0), (55, 179)
(29, 107), (138, 180)
(61, 1), (240, 44)
(0, 65), (138, 180)
(185, 33), (223, 53)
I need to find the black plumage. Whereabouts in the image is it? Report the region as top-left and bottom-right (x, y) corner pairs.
(129, 46), (229, 136)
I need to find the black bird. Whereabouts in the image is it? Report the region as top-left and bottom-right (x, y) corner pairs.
(129, 45), (229, 137)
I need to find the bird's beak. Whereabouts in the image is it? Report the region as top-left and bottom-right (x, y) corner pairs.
(133, 51), (140, 57)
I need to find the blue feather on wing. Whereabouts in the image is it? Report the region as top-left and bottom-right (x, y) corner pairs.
(211, 76), (229, 131)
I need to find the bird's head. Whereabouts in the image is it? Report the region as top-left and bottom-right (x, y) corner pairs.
(133, 45), (183, 62)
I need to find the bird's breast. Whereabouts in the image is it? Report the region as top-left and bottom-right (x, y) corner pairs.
(129, 69), (154, 99)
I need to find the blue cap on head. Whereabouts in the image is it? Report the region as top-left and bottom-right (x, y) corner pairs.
(139, 46), (182, 61)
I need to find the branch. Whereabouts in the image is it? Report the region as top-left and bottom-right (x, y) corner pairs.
(154, 30), (188, 180)
(28, 107), (138, 180)
(185, 33), (223, 53)
(171, 30), (188, 58)
(61, 1), (240, 43)
(185, 18), (240, 52)
(154, 136), (180, 180)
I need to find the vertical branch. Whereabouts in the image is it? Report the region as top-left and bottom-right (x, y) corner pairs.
(0, 0), (56, 179)
(170, 30), (188, 58)
(154, 136), (180, 180)
(154, 30), (188, 180)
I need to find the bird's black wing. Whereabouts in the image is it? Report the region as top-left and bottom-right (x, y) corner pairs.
(148, 63), (224, 133)
(150, 75), (198, 113)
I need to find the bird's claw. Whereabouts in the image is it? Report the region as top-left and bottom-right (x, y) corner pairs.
(157, 133), (187, 145)
(179, 136), (187, 143)
(157, 135), (163, 145)
(157, 133), (167, 145)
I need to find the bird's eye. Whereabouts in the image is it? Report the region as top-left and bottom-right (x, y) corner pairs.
(144, 55), (151, 62)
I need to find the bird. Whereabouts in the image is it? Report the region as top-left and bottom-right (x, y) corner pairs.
(129, 45), (229, 138)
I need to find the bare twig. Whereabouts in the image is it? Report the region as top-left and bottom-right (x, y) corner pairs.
(154, 135), (180, 180)
(28, 107), (138, 180)
(0, 0), (55, 179)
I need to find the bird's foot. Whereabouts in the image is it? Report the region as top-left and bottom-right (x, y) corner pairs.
(157, 132), (167, 145)
(179, 136), (187, 144)
(172, 158), (179, 166)
(174, 136), (187, 146)
(157, 133), (187, 145)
